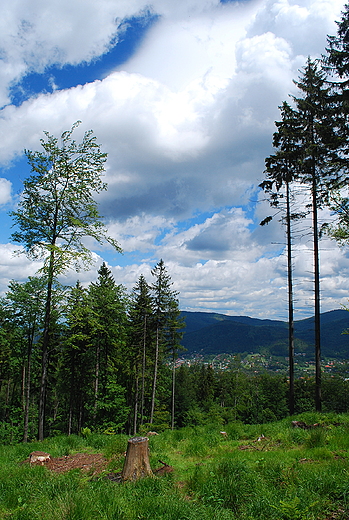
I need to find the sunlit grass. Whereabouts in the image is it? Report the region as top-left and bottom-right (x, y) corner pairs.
(0, 413), (349, 519)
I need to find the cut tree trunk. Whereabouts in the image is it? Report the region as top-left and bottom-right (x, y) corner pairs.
(122, 437), (153, 481)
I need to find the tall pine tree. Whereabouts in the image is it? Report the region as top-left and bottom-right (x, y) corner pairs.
(291, 59), (343, 411)
(260, 101), (304, 415)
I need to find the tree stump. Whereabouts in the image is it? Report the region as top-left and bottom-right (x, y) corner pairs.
(122, 437), (153, 481)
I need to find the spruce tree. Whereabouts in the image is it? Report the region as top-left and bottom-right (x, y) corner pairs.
(4, 277), (47, 441)
(291, 59), (343, 411)
(322, 5), (349, 243)
(128, 275), (154, 433)
(88, 263), (128, 427)
(260, 101), (305, 415)
(150, 260), (183, 425)
(61, 281), (93, 434)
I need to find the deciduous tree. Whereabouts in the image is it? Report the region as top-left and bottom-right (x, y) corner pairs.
(10, 122), (121, 440)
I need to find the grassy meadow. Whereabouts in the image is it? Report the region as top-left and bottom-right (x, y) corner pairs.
(1, 412), (349, 519)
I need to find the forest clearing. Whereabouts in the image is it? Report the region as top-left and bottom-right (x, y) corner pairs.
(1, 412), (349, 519)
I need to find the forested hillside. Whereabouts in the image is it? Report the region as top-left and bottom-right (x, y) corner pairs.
(180, 309), (349, 359)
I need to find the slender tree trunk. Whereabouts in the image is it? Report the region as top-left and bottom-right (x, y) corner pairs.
(93, 343), (100, 423)
(150, 326), (159, 424)
(5, 378), (11, 421)
(78, 406), (83, 432)
(38, 297), (51, 440)
(140, 315), (147, 426)
(68, 409), (72, 436)
(23, 338), (32, 443)
(286, 181), (295, 415)
(133, 372), (139, 435)
(312, 169), (322, 412)
(68, 351), (76, 435)
(21, 364), (26, 413)
(38, 249), (55, 441)
(171, 355), (176, 430)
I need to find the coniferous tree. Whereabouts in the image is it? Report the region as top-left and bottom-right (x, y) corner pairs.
(173, 365), (196, 427)
(61, 281), (93, 434)
(88, 263), (128, 428)
(260, 101), (305, 415)
(0, 298), (25, 430)
(322, 5), (349, 243)
(262, 59), (344, 412)
(4, 277), (46, 441)
(325, 3), (349, 80)
(127, 275), (154, 433)
(150, 260), (183, 425)
(166, 298), (185, 429)
(291, 59), (343, 411)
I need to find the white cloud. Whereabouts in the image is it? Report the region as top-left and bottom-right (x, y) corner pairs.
(0, 244), (41, 293)
(0, 178), (12, 205)
(0, 0), (347, 319)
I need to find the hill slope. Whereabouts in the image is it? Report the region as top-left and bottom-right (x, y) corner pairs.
(180, 309), (349, 359)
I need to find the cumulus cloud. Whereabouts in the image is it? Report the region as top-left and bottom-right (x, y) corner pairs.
(0, 178), (12, 205)
(0, 244), (41, 293)
(0, 0), (347, 319)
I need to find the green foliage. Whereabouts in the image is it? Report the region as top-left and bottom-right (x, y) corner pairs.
(94, 379), (129, 433)
(8, 123), (122, 441)
(10, 122), (121, 267)
(1, 416), (349, 519)
(0, 422), (23, 445)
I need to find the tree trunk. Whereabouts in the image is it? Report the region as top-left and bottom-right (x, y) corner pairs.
(312, 169), (322, 412)
(286, 181), (295, 415)
(38, 249), (55, 441)
(122, 436), (153, 481)
(93, 343), (100, 423)
(171, 355), (176, 430)
(150, 327), (159, 424)
(140, 314), (147, 426)
(68, 351), (76, 435)
(23, 340), (32, 443)
(133, 372), (139, 436)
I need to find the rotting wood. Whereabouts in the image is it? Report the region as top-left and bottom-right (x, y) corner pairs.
(122, 436), (153, 481)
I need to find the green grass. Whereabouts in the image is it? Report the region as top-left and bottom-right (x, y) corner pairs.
(0, 413), (349, 519)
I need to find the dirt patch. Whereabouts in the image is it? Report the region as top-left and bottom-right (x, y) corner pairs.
(24, 453), (175, 483)
(324, 508), (349, 519)
(27, 453), (109, 476)
(25, 454), (174, 480)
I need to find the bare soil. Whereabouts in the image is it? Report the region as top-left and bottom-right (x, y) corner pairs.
(25, 453), (173, 480)
(27, 453), (109, 476)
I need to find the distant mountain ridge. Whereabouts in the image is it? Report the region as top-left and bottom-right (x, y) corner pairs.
(180, 309), (349, 359)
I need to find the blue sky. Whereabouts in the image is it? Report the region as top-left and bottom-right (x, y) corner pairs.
(0, 0), (348, 319)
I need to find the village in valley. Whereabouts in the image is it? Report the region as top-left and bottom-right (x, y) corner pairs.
(175, 352), (349, 377)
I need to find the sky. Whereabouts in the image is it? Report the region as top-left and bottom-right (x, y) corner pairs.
(0, 0), (348, 320)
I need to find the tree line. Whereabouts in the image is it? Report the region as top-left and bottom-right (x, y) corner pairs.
(259, 4), (349, 415)
(0, 120), (185, 442)
(0, 260), (184, 442)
